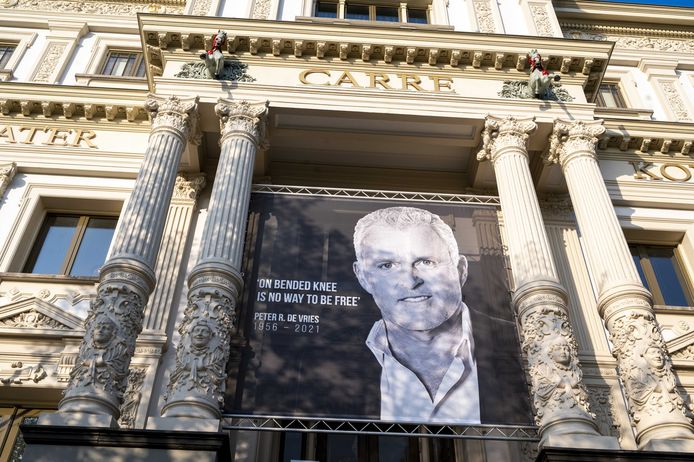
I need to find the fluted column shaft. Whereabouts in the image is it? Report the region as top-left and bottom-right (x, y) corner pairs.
(547, 119), (694, 448)
(478, 116), (602, 447)
(58, 95), (198, 422)
(161, 100), (268, 420)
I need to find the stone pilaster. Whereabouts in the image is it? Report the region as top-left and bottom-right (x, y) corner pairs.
(158, 100), (268, 427)
(47, 95), (198, 427)
(0, 162), (17, 198)
(478, 116), (614, 449)
(546, 119), (694, 450)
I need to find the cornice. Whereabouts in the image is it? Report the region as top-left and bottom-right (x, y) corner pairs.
(559, 22), (694, 39)
(0, 82), (149, 123)
(554, 0), (694, 29)
(138, 15), (613, 101)
(599, 119), (694, 157)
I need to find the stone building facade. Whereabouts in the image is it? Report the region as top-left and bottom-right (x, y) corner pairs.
(0, 0), (694, 460)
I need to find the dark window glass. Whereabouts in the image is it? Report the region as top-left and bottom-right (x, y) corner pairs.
(407, 8), (427, 23)
(345, 4), (370, 20)
(24, 214), (117, 277)
(630, 244), (692, 306)
(279, 432), (305, 462)
(376, 6), (399, 21)
(0, 44), (15, 68)
(315, 1), (338, 17)
(102, 51), (144, 77)
(596, 83), (626, 108)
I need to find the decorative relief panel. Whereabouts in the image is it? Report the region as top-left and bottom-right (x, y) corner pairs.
(191, 0), (212, 15)
(251, 0), (271, 19)
(472, 0), (496, 33)
(565, 29), (694, 53)
(32, 43), (66, 83)
(587, 386), (621, 440)
(118, 367), (147, 429)
(529, 3), (554, 37)
(657, 80), (692, 121)
(0, 162), (16, 198)
(0, 361), (47, 385)
(0, 308), (68, 329)
(0, 0), (182, 14)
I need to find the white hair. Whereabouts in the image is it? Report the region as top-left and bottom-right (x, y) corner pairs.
(353, 207), (459, 264)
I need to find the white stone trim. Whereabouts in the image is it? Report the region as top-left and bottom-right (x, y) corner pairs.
(0, 29), (37, 81)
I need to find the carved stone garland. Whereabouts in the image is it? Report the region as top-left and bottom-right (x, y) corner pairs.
(0, 162), (16, 198)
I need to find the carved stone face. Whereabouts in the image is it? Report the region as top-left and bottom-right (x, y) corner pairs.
(549, 340), (571, 366)
(191, 324), (212, 349)
(644, 346), (665, 369)
(93, 318), (116, 347)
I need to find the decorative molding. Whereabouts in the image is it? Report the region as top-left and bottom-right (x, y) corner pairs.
(0, 162), (17, 199)
(0, 361), (47, 385)
(118, 367), (147, 429)
(32, 43), (66, 83)
(174, 60), (255, 82)
(0, 298), (83, 331)
(564, 29), (694, 53)
(0, 0), (181, 14)
(0, 308), (68, 330)
(499, 80), (574, 102)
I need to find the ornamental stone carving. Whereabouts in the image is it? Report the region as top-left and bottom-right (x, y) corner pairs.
(499, 80), (574, 102)
(658, 80), (691, 121)
(587, 386), (621, 440)
(0, 0), (179, 13)
(172, 174), (206, 201)
(251, 0), (270, 19)
(61, 284), (144, 415)
(520, 303), (594, 427)
(529, 4), (554, 37)
(163, 286), (236, 415)
(118, 367), (147, 429)
(0, 308), (68, 329)
(145, 95), (199, 142)
(0, 361), (47, 385)
(472, 0), (495, 33)
(33, 43), (66, 83)
(545, 120), (605, 166)
(174, 60), (255, 82)
(0, 162), (16, 198)
(671, 345), (694, 361)
(216, 100), (269, 146)
(565, 30), (694, 54)
(609, 311), (691, 425)
(191, 0), (212, 15)
(477, 115), (536, 162)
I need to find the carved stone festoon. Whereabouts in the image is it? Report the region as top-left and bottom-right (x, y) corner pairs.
(160, 100), (268, 426)
(478, 116), (615, 449)
(546, 119), (694, 450)
(0, 161), (17, 198)
(50, 95), (198, 426)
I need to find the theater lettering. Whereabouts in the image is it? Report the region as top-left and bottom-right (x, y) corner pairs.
(299, 68), (455, 93)
(0, 125), (97, 148)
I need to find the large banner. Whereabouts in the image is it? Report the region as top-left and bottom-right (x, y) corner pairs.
(226, 192), (532, 425)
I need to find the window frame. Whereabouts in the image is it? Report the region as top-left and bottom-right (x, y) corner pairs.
(0, 31), (37, 82)
(596, 82), (628, 109)
(313, 0), (430, 23)
(630, 243), (694, 307)
(99, 50), (146, 78)
(22, 213), (118, 277)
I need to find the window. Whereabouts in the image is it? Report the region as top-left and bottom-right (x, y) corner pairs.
(0, 408), (53, 462)
(596, 83), (626, 108)
(630, 244), (693, 307)
(100, 50), (145, 77)
(0, 43), (15, 69)
(23, 214), (117, 277)
(313, 1), (429, 23)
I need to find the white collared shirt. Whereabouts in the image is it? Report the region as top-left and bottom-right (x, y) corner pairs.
(365, 303), (480, 424)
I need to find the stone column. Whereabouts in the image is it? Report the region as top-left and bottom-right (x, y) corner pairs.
(47, 95), (198, 427)
(158, 100), (268, 429)
(546, 119), (694, 451)
(477, 116), (615, 449)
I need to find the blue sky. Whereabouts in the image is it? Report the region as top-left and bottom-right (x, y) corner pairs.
(603, 0), (694, 6)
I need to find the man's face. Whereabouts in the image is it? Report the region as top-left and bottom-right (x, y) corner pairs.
(354, 224), (464, 331)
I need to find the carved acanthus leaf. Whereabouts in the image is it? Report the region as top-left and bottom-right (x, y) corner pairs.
(499, 80), (574, 102)
(174, 60), (255, 82)
(172, 173), (207, 201)
(0, 308), (70, 330)
(215, 100), (269, 146)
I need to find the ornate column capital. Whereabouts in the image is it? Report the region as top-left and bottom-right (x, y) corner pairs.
(145, 94), (199, 144)
(172, 173), (207, 203)
(545, 119), (605, 167)
(476, 115), (536, 163)
(215, 99), (269, 147)
(0, 162), (17, 198)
